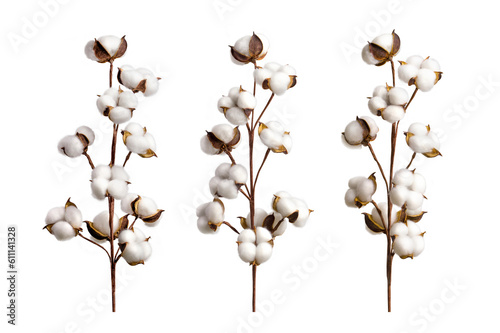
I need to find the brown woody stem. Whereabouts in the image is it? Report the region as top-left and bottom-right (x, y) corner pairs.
(83, 151), (95, 169)
(254, 149), (271, 188)
(222, 221), (240, 234)
(253, 93), (275, 130)
(390, 59), (395, 87)
(406, 152), (417, 169)
(123, 151), (132, 167)
(405, 88), (418, 111)
(367, 143), (389, 192)
(109, 61), (113, 88)
(78, 234), (111, 260)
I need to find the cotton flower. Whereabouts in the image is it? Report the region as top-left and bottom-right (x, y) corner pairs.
(196, 199), (225, 234)
(120, 193), (164, 224)
(368, 85), (409, 123)
(345, 174), (377, 208)
(258, 121), (292, 154)
(96, 87), (138, 124)
(405, 123), (441, 158)
(362, 30), (400, 66)
(237, 227), (273, 265)
(122, 122), (157, 158)
(391, 221), (425, 259)
(209, 163), (248, 199)
(118, 228), (152, 265)
(239, 209), (288, 237)
(90, 165), (130, 200)
(230, 32), (269, 65)
(272, 191), (312, 228)
(390, 168), (426, 219)
(363, 202), (398, 234)
(398, 56), (442, 92)
(342, 116), (379, 147)
(217, 86), (256, 125)
(117, 65), (160, 96)
(200, 124), (241, 155)
(254, 62), (297, 96)
(85, 211), (120, 240)
(58, 126), (95, 158)
(85, 35), (127, 63)
(44, 199), (82, 241)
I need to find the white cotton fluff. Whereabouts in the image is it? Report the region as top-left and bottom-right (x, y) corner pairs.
(200, 136), (219, 155)
(371, 202), (397, 228)
(371, 33), (393, 53)
(272, 215), (287, 236)
(398, 64), (419, 84)
(121, 193), (138, 215)
(238, 229), (256, 243)
(107, 179), (128, 199)
(108, 106), (132, 124)
(137, 197), (158, 217)
(96, 93), (117, 114)
(215, 163), (231, 178)
(255, 243), (273, 264)
(98, 35), (121, 56)
(141, 242), (152, 260)
(229, 164), (248, 184)
(197, 216), (214, 234)
(361, 45), (378, 65)
(64, 205), (83, 228)
(264, 62), (281, 72)
(91, 165), (129, 200)
(279, 64), (296, 76)
(121, 242), (144, 264)
(238, 243), (257, 263)
(275, 196), (297, 218)
(393, 169), (414, 187)
(393, 235), (414, 258)
(118, 91), (138, 109)
(269, 71), (291, 96)
(124, 123), (156, 155)
(76, 126), (95, 145)
(360, 116), (378, 137)
(406, 221), (421, 237)
(410, 173), (426, 194)
(218, 95), (235, 112)
(251, 209), (269, 228)
(390, 185), (409, 207)
(204, 201), (224, 224)
(212, 124), (235, 143)
(118, 228), (151, 264)
(233, 35), (252, 57)
(45, 207), (66, 225)
(344, 189), (357, 208)
(125, 122), (144, 135)
(51, 222), (76, 241)
(226, 107), (248, 125)
(216, 179), (238, 199)
(415, 68), (436, 92)
(118, 229), (136, 244)
(58, 135), (84, 157)
(388, 87), (409, 106)
(356, 178), (376, 202)
(92, 165), (112, 179)
(407, 123), (440, 155)
(343, 121), (364, 145)
(256, 227), (272, 243)
(91, 178), (109, 200)
(406, 191), (424, 210)
(368, 96), (387, 115)
(259, 121), (291, 152)
(382, 105), (405, 123)
(273, 192), (310, 228)
(408, 122), (428, 136)
(120, 67), (143, 88)
(292, 199), (310, 228)
(254, 68), (273, 85)
(84, 40), (98, 61)
(111, 166), (129, 181)
(93, 211), (119, 237)
(421, 58), (440, 72)
(412, 236), (425, 257)
(406, 55), (424, 67)
(237, 91), (256, 110)
(254, 62), (296, 95)
(390, 222), (408, 237)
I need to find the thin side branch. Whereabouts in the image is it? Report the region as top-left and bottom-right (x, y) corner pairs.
(123, 151), (132, 167)
(79, 234), (111, 260)
(406, 152), (417, 169)
(239, 188), (251, 201)
(83, 152), (95, 169)
(367, 143), (389, 191)
(222, 221), (240, 235)
(253, 93), (275, 130)
(404, 87), (418, 111)
(390, 59), (396, 87)
(254, 149), (271, 188)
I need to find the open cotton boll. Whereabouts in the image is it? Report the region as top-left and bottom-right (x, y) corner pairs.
(393, 235), (414, 258)
(411, 173), (426, 194)
(348, 176), (365, 189)
(107, 179), (128, 199)
(200, 136), (219, 155)
(393, 169), (414, 187)
(197, 217), (215, 234)
(412, 236), (425, 257)
(260, 128), (283, 149)
(390, 222), (408, 237)
(92, 165), (112, 180)
(371, 33), (393, 52)
(51, 222), (77, 241)
(93, 211), (119, 237)
(215, 163), (231, 178)
(122, 242), (145, 265)
(137, 197), (158, 217)
(360, 116), (378, 137)
(254, 68), (273, 85)
(111, 166), (129, 181)
(143, 78), (159, 97)
(269, 71), (291, 96)
(238, 229), (256, 243)
(133, 228), (146, 241)
(408, 123), (428, 136)
(368, 96), (387, 115)
(343, 121), (364, 145)
(218, 96), (235, 112)
(209, 177), (220, 196)
(398, 64), (419, 84)
(98, 35), (121, 56)
(356, 179), (376, 202)
(64, 206), (83, 228)
(293, 208), (310, 228)
(362, 45), (378, 65)
(205, 201), (224, 223)
(421, 58), (440, 71)
(85, 40), (98, 61)
(255, 243), (273, 264)
(415, 69), (436, 92)
(118, 91), (138, 109)
(108, 106), (132, 124)
(58, 135), (84, 157)
(229, 164), (247, 184)
(233, 35), (252, 56)
(103, 87), (119, 99)
(388, 87), (409, 105)
(256, 227), (272, 243)
(226, 107), (248, 125)
(390, 185), (409, 207)
(96, 95), (117, 114)
(118, 229), (136, 244)
(237, 91), (256, 110)
(406, 191), (424, 210)
(216, 179), (238, 199)
(76, 126), (95, 145)
(344, 189), (357, 208)
(46, 207), (66, 225)
(212, 124), (236, 143)
(405, 55), (424, 67)
(382, 105), (405, 123)
(91, 178), (109, 200)
(406, 221), (422, 237)
(121, 193), (138, 215)
(238, 243), (256, 263)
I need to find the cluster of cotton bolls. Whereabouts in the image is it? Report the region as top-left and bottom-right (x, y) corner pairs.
(58, 126), (95, 158)
(86, 211), (120, 241)
(398, 56), (442, 92)
(91, 165), (130, 200)
(217, 87), (256, 125)
(44, 200), (82, 241)
(96, 87), (138, 124)
(345, 174), (377, 208)
(342, 116), (379, 147)
(362, 31), (400, 66)
(239, 209), (287, 237)
(254, 62), (297, 96)
(209, 163), (247, 199)
(390, 169), (426, 217)
(121, 194), (163, 224)
(200, 124), (241, 155)
(85, 35), (127, 63)
(368, 85), (409, 123)
(405, 123), (441, 158)
(122, 123), (157, 158)
(272, 191), (311, 228)
(196, 199), (225, 234)
(118, 65), (160, 96)
(390, 221), (425, 259)
(230, 32), (269, 65)
(258, 121), (292, 154)
(118, 228), (152, 265)
(237, 227), (274, 265)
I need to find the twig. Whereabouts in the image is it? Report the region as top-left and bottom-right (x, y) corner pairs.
(123, 151), (132, 167)
(83, 151), (95, 169)
(406, 152), (416, 169)
(254, 149), (271, 188)
(222, 221), (240, 234)
(367, 143), (389, 191)
(404, 87), (418, 111)
(78, 234), (111, 260)
(253, 93), (275, 130)
(239, 188), (251, 201)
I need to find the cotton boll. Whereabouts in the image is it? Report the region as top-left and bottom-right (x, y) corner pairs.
(46, 207), (66, 225)
(118, 91), (138, 109)
(215, 163), (231, 178)
(205, 201), (224, 223)
(137, 197), (158, 217)
(143, 133), (156, 151)
(96, 95), (116, 114)
(200, 136), (219, 155)
(133, 228), (146, 242)
(393, 235), (414, 258)
(406, 191), (424, 210)
(51, 222), (77, 241)
(348, 176), (365, 189)
(58, 135), (84, 157)
(91, 178), (109, 200)
(390, 222), (408, 237)
(393, 169), (414, 187)
(124, 123), (144, 136)
(293, 208), (310, 228)
(233, 35), (252, 56)
(140, 241), (152, 260)
(359, 116), (378, 137)
(260, 128), (284, 149)
(109, 106), (132, 124)
(406, 206), (423, 216)
(344, 189), (357, 208)
(412, 236), (425, 257)
(118, 229), (136, 244)
(226, 107), (248, 125)
(256, 33), (270, 55)
(91, 165), (111, 180)
(64, 206), (82, 228)
(229, 164), (247, 184)
(238, 243), (256, 263)
(197, 217), (214, 234)
(84, 40), (98, 61)
(356, 179), (376, 202)
(276, 197), (298, 218)
(126, 135), (149, 154)
(343, 121), (364, 145)
(415, 69), (436, 92)
(217, 179), (238, 199)
(254, 68), (272, 85)
(398, 64), (419, 84)
(107, 179), (128, 199)
(76, 126), (95, 145)
(121, 193), (138, 215)
(209, 177), (220, 196)
(406, 221), (422, 237)
(218, 96), (235, 112)
(255, 243), (273, 264)
(408, 123), (428, 136)
(142, 78), (159, 97)
(373, 85), (388, 99)
(368, 96), (387, 115)
(238, 229), (256, 243)
(372, 33), (393, 52)
(98, 35), (121, 56)
(212, 124), (235, 143)
(93, 211), (119, 237)
(428, 132), (440, 149)
(421, 58), (440, 72)
(122, 242), (145, 265)
(410, 173), (426, 194)
(256, 227), (272, 243)
(111, 166), (129, 181)
(237, 91), (256, 110)
(103, 87), (119, 99)
(388, 87), (409, 106)
(269, 72), (291, 95)
(372, 202), (397, 227)
(405, 55), (424, 67)
(227, 87), (241, 102)
(390, 185), (409, 207)
(409, 137), (434, 154)
(382, 105), (405, 123)
(362, 45), (378, 65)
(120, 69), (143, 88)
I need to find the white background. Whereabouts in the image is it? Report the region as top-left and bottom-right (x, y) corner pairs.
(1, 0), (499, 332)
